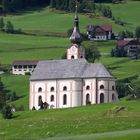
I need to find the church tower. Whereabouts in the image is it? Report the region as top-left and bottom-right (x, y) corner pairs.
(67, 1), (85, 60)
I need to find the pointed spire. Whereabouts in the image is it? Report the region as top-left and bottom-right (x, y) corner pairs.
(70, 0), (82, 44)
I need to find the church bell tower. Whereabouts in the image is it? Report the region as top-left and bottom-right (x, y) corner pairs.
(67, 0), (85, 60)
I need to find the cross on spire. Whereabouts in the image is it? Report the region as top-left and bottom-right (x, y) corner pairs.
(75, 0), (78, 16)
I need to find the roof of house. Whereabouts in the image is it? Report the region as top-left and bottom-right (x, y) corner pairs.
(117, 39), (140, 47)
(13, 60), (38, 66)
(30, 59), (113, 81)
(87, 25), (112, 32)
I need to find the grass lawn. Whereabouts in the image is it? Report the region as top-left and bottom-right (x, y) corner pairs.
(0, 100), (140, 140)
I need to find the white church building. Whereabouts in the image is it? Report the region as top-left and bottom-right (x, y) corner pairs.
(29, 5), (118, 110)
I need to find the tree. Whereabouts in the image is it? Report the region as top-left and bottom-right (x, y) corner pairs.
(5, 21), (14, 33)
(1, 104), (13, 119)
(85, 46), (101, 63)
(130, 79), (140, 98)
(135, 26), (140, 39)
(50, 0), (56, 8)
(0, 17), (5, 31)
(118, 31), (125, 39)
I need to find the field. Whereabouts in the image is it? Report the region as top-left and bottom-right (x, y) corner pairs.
(0, 1), (140, 139)
(0, 100), (140, 140)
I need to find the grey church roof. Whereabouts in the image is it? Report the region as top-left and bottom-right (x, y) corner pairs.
(30, 59), (113, 81)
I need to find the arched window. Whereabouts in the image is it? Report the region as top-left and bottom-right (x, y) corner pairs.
(100, 85), (104, 89)
(112, 86), (115, 90)
(38, 87), (42, 92)
(86, 94), (90, 105)
(63, 94), (67, 105)
(100, 93), (104, 103)
(71, 55), (74, 59)
(112, 94), (115, 101)
(86, 85), (90, 90)
(63, 86), (67, 91)
(50, 95), (54, 102)
(50, 87), (54, 92)
(80, 56), (83, 58)
(38, 96), (42, 106)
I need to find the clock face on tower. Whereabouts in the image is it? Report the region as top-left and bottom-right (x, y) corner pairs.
(71, 46), (76, 52)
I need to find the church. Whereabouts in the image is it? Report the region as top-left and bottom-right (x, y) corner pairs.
(29, 5), (118, 110)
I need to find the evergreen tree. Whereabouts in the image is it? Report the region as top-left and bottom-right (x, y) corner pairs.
(0, 17), (5, 31)
(50, 0), (56, 8)
(5, 21), (14, 33)
(85, 46), (101, 63)
(1, 104), (13, 119)
(135, 26), (140, 39)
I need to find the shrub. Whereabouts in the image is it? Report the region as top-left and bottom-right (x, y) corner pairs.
(1, 105), (13, 119)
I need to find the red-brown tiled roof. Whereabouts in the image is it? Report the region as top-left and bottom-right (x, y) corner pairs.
(13, 60), (38, 66)
(117, 39), (140, 47)
(100, 26), (112, 32)
(87, 25), (112, 32)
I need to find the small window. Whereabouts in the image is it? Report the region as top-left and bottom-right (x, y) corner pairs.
(80, 56), (83, 58)
(100, 85), (104, 89)
(86, 85), (90, 90)
(38, 87), (42, 92)
(63, 86), (67, 91)
(112, 86), (115, 90)
(71, 55), (74, 59)
(63, 94), (67, 105)
(50, 87), (54, 92)
(50, 95), (54, 102)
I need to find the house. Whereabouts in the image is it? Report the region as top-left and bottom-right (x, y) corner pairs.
(29, 5), (118, 110)
(12, 60), (38, 75)
(87, 25), (113, 40)
(117, 38), (140, 57)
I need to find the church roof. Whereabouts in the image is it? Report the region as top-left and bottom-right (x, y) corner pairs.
(30, 59), (113, 81)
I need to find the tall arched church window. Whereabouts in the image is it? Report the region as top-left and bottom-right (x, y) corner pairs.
(100, 93), (104, 103)
(38, 87), (42, 92)
(38, 96), (42, 106)
(112, 86), (115, 90)
(100, 85), (104, 89)
(63, 94), (67, 105)
(112, 94), (115, 101)
(50, 95), (54, 102)
(86, 94), (90, 105)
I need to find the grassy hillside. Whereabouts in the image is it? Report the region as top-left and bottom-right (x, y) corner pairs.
(0, 100), (140, 140)
(3, 1), (140, 34)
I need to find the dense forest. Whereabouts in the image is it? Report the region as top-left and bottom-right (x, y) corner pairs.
(0, 0), (121, 13)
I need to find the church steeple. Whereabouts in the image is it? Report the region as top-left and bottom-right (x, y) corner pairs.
(67, 0), (85, 60)
(70, 0), (82, 45)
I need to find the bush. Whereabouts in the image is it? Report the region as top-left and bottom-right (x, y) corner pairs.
(1, 105), (13, 119)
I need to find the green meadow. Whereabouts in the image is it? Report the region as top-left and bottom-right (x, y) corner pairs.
(0, 100), (140, 140)
(0, 1), (140, 139)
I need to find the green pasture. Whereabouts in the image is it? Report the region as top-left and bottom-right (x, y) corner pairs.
(0, 33), (68, 64)
(110, 1), (140, 31)
(0, 100), (140, 140)
(3, 2), (140, 34)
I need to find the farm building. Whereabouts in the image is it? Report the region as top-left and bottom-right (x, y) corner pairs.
(87, 25), (113, 40)
(12, 60), (38, 75)
(29, 6), (118, 110)
(117, 38), (140, 58)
